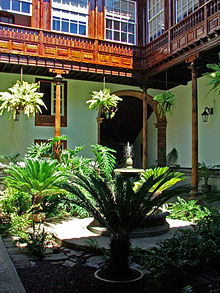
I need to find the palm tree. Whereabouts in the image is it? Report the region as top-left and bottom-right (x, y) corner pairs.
(62, 171), (190, 280)
(4, 159), (67, 211)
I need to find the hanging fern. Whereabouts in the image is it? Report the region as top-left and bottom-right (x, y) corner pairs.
(0, 80), (46, 119)
(204, 52), (220, 98)
(153, 91), (175, 118)
(90, 144), (116, 181)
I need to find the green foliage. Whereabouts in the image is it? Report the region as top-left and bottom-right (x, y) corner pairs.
(86, 88), (122, 119)
(153, 91), (175, 117)
(204, 52), (220, 97)
(198, 162), (220, 186)
(10, 212), (32, 238)
(90, 144), (116, 181)
(0, 153), (20, 165)
(20, 226), (49, 258)
(62, 171), (189, 238)
(4, 158), (68, 213)
(131, 215), (220, 290)
(134, 167), (185, 193)
(166, 196), (212, 223)
(0, 187), (32, 215)
(0, 81), (46, 119)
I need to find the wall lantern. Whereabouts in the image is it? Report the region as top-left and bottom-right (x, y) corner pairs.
(201, 107), (213, 123)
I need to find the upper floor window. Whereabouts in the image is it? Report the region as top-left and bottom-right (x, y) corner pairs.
(175, 0), (199, 23)
(105, 0), (136, 45)
(52, 0), (88, 36)
(147, 0), (164, 42)
(0, 0), (32, 16)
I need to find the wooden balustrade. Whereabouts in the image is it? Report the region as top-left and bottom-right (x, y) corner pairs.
(0, 0), (218, 73)
(146, 0), (220, 68)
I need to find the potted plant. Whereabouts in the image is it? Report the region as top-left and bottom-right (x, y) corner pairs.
(198, 162), (213, 193)
(62, 171), (190, 292)
(153, 91), (175, 118)
(86, 88), (122, 119)
(0, 80), (46, 120)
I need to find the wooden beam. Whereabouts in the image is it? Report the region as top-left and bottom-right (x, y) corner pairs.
(187, 55), (199, 195)
(142, 91), (148, 169)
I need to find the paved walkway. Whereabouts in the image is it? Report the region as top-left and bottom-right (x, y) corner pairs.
(0, 236), (26, 293)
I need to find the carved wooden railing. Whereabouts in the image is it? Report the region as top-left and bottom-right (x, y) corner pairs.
(146, 0), (220, 67)
(0, 24), (135, 69)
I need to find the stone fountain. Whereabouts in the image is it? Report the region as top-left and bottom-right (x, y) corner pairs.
(88, 142), (170, 237)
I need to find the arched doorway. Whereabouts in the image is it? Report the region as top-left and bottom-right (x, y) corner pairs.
(100, 90), (167, 169)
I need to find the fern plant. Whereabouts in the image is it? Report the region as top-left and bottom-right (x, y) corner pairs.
(0, 80), (46, 119)
(204, 52), (220, 97)
(90, 144), (116, 181)
(86, 88), (122, 119)
(153, 91), (175, 117)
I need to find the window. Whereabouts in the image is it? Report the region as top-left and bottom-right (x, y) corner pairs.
(175, 0), (199, 23)
(35, 79), (67, 127)
(105, 0), (136, 45)
(147, 0), (164, 42)
(0, 0), (32, 16)
(0, 11), (14, 23)
(52, 0), (88, 36)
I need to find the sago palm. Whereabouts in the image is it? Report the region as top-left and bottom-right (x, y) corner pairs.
(62, 171), (190, 280)
(4, 159), (67, 209)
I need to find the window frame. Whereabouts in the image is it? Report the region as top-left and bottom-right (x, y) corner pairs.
(147, 0), (165, 42)
(105, 0), (137, 45)
(51, 0), (89, 36)
(0, 0), (32, 16)
(35, 79), (67, 127)
(175, 0), (199, 23)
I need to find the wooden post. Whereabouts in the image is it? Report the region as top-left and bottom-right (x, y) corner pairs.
(143, 92), (148, 169)
(186, 55), (199, 196)
(191, 61), (198, 195)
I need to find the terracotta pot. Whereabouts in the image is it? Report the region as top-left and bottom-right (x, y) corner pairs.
(94, 268), (144, 293)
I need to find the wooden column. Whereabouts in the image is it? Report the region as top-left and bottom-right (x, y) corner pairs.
(88, 0), (96, 38)
(96, 0), (105, 39)
(155, 122), (167, 166)
(31, 0), (40, 28)
(186, 55), (199, 195)
(40, 0), (51, 30)
(143, 92), (148, 169)
(191, 61), (199, 194)
(137, 0), (147, 47)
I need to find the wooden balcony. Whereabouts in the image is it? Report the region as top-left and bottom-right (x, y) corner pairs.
(145, 0), (220, 75)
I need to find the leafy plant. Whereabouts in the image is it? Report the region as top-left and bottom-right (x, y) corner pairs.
(0, 80), (46, 119)
(4, 159), (68, 214)
(90, 144), (116, 181)
(25, 142), (51, 159)
(61, 171), (189, 280)
(166, 196), (212, 223)
(20, 225), (49, 258)
(0, 153), (20, 165)
(86, 88), (122, 119)
(10, 212), (32, 238)
(166, 148), (178, 166)
(204, 52), (220, 97)
(198, 162), (220, 186)
(134, 167), (185, 193)
(153, 91), (175, 117)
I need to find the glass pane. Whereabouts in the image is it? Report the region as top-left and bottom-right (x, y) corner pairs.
(106, 19), (112, 29)
(106, 29), (112, 40)
(70, 21), (77, 34)
(2, 0), (10, 10)
(62, 19), (69, 32)
(128, 23), (134, 33)
(22, 2), (30, 13)
(114, 20), (120, 30)
(121, 32), (127, 42)
(121, 22), (127, 32)
(12, 0), (20, 11)
(128, 34), (134, 44)
(53, 17), (60, 31)
(79, 23), (86, 35)
(114, 31), (120, 41)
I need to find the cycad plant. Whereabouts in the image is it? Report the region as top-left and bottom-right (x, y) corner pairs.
(4, 159), (67, 213)
(0, 80), (46, 120)
(204, 52), (220, 97)
(62, 171), (190, 280)
(86, 88), (122, 119)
